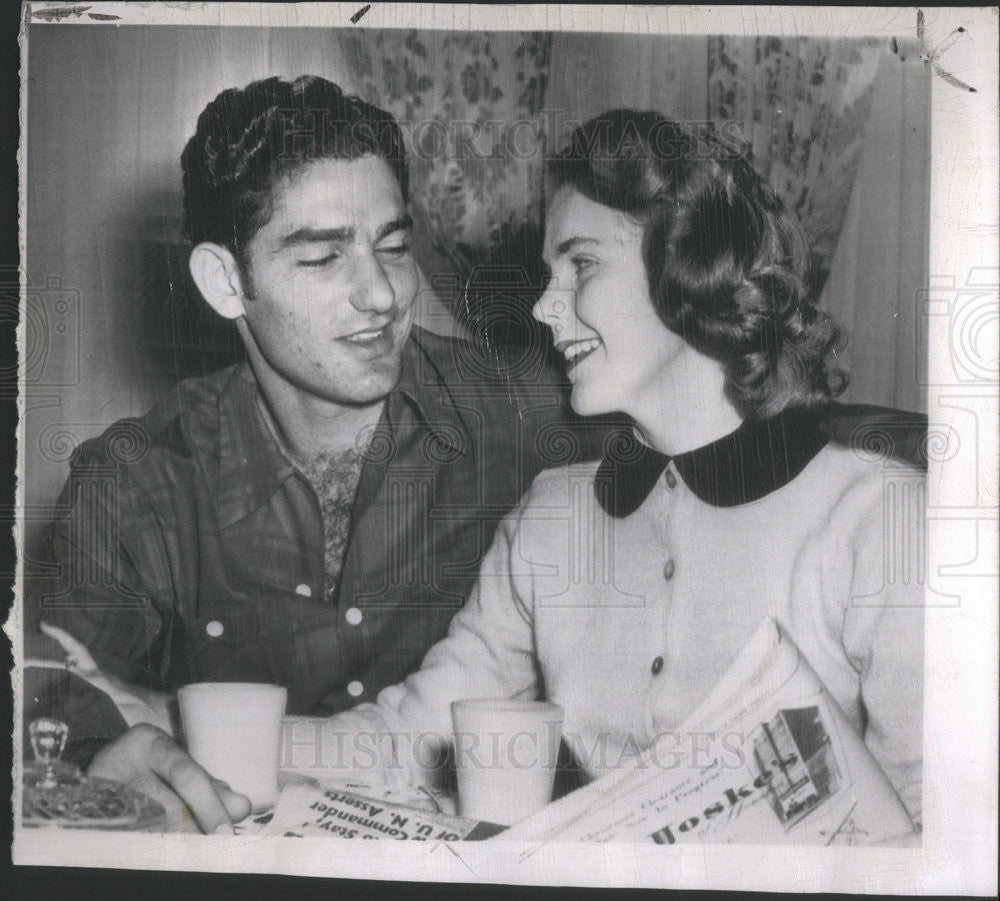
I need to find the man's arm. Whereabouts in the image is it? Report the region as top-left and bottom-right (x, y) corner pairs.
(26, 442), (251, 832)
(28, 443), (170, 750)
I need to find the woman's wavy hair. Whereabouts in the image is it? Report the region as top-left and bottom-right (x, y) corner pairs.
(181, 75), (409, 268)
(547, 109), (846, 418)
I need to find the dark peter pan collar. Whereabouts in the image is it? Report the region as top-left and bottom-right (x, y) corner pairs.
(595, 406), (829, 517)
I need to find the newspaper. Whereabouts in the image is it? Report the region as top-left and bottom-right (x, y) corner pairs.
(500, 617), (917, 847)
(247, 781), (504, 841)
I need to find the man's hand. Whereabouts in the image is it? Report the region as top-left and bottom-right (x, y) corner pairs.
(88, 724), (252, 834)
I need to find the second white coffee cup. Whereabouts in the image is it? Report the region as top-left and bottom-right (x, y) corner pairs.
(451, 698), (564, 826)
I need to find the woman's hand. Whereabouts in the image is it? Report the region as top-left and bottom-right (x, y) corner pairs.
(39, 621), (176, 736)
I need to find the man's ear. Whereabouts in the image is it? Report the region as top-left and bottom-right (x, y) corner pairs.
(189, 242), (248, 320)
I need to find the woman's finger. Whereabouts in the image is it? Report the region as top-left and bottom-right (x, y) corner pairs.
(36, 626), (177, 735)
(39, 621), (99, 671)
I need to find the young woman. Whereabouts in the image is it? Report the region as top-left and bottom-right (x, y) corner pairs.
(325, 110), (923, 828)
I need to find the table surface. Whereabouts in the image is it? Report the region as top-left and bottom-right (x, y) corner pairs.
(20, 717), (463, 836)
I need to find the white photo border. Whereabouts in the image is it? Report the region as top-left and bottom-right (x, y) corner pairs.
(11, 4), (998, 895)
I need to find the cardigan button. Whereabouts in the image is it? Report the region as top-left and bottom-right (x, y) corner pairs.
(205, 620), (224, 638)
(345, 607), (363, 626)
(294, 583), (312, 598)
(662, 558), (675, 580)
(347, 681), (364, 698)
(664, 469), (677, 489)
(651, 656), (664, 676)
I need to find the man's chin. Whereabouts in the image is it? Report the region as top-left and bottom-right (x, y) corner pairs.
(340, 358), (405, 405)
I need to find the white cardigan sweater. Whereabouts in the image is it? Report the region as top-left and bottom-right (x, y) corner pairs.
(325, 412), (924, 825)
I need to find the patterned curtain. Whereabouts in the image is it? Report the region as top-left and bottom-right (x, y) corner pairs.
(339, 30), (551, 276)
(707, 36), (885, 297)
(339, 31), (886, 313)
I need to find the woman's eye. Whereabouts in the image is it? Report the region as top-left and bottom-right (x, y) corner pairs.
(573, 257), (596, 275)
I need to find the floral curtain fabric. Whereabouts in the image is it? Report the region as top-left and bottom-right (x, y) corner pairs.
(707, 36), (885, 297)
(339, 29), (552, 279)
(342, 30), (887, 302)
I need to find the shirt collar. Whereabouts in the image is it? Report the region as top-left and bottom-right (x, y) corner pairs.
(216, 331), (470, 528)
(388, 327), (475, 458)
(595, 406), (829, 518)
(216, 362), (296, 528)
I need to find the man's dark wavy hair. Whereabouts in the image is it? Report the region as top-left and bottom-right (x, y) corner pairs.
(181, 75), (409, 266)
(547, 109), (846, 419)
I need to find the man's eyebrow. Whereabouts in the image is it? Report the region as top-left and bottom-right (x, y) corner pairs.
(279, 226), (355, 249)
(278, 214), (412, 250)
(375, 214), (413, 242)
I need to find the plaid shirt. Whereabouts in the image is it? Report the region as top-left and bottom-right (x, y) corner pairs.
(28, 328), (569, 750)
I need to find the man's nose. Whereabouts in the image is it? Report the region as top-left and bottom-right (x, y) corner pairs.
(353, 257), (396, 314)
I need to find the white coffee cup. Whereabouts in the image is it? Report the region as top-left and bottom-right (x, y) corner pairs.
(178, 682), (287, 813)
(451, 698), (564, 826)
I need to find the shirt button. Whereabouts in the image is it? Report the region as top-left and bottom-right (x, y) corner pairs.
(651, 656), (664, 676)
(345, 607), (363, 626)
(347, 681), (364, 698)
(205, 620), (224, 638)
(295, 584), (312, 598)
(662, 558), (675, 580)
(664, 469), (677, 489)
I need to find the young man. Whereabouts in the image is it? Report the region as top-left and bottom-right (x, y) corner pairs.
(25, 76), (565, 832)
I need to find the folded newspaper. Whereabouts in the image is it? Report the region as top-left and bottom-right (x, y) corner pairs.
(499, 617), (918, 847)
(245, 781), (505, 841)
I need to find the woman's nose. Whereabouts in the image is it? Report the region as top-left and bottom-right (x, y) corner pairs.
(532, 280), (568, 340)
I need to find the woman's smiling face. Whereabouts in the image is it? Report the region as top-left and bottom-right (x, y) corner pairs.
(533, 186), (689, 419)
